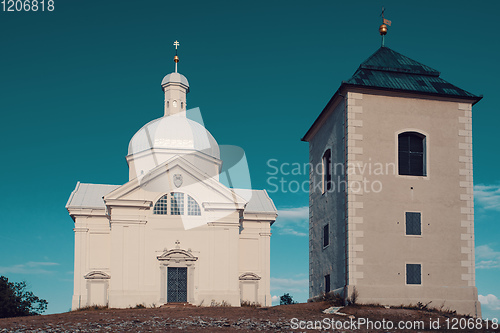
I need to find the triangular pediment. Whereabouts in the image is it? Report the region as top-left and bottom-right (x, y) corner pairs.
(104, 155), (247, 210)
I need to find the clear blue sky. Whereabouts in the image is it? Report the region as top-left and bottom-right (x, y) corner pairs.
(0, 0), (499, 319)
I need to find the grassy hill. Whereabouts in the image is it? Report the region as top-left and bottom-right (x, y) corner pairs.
(0, 301), (498, 332)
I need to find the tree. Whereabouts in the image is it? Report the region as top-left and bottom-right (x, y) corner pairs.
(0, 276), (48, 318)
(280, 293), (298, 305)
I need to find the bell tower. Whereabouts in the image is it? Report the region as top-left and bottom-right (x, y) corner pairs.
(303, 16), (482, 316)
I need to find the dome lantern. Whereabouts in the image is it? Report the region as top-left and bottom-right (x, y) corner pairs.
(162, 40), (189, 116)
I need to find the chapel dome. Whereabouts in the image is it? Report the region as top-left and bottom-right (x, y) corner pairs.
(127, 114), (220, 159)
(161, 72), (189, 88)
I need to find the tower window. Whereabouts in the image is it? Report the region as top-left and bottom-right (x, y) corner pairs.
(322, 149), (332, 192)
(398, 132), (426, 176)
(323, 224), (329, 248)
(405, 212), (421, 235)
(170, 192), (184, 215)
(324, 274), (330, 293)
(153, 194), (168, 215)
(406, 264), (421, 285)
(181, 102), (184, 109)
(167, 101), (169, 108)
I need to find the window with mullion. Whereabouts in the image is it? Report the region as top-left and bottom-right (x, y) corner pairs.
(153, 194), (169, 215)
(398, 132), (426, 176)
(170, 192), (185, 215)
(187, 195), (201, 216)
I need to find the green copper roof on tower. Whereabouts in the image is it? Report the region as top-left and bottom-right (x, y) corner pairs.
(345, 47), (481, 100)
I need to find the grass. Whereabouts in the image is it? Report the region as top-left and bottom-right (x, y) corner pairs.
(241, 300), (261, 308)
(393, 302), (458, 316)
(209, 300), (231, 307)
(73, 305), (108, 312)
(310, 292), (345, 306)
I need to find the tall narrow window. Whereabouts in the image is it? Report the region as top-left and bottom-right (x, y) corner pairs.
(323, 224), (329, 248)
(405, 212), (421, 235)
(324, 274), (331, 294)
(153, 194), (168, 215)
(322, 149), (332, 192)
(398, 132), (426, 176)
(170, 192), (184, 215)
(406, 264), (421, 285)
(187, 195), (201, 216)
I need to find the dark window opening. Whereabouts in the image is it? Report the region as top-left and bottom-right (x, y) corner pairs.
(406, 264), (421, 285)
(323, 224), (329, 248)
(323, 149), (332, 192)
(398, 132), (426, 176)
(325, 274), (330, 294)
(405, 212), (421, 235)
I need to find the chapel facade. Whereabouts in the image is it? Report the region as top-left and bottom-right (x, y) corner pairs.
(302, 42), (482, 316)
(66, 52), (277, 309)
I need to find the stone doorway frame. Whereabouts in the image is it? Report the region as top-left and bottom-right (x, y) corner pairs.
(157, 248), (198, 304)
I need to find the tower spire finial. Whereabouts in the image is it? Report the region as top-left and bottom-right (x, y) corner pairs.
(173, 40), (180, 73)
(379, 7), (391, 47)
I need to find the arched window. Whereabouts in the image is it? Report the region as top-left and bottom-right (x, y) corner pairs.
(398, 132), (426, 176)
(187, 195), (201, 216)
(322, 149), (332, 192)
(153, 194), (168, 214)
(153, 193), (202, 216)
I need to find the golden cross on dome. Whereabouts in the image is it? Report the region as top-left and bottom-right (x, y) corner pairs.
(173, 40), (180, 72)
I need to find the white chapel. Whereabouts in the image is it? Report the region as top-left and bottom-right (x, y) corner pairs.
(66, 45), (277, 309)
